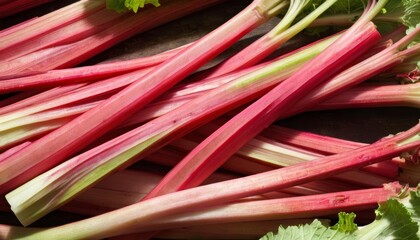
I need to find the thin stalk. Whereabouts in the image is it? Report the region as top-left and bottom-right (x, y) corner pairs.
(0, 84), (87, 115)
(110, 185), (399, 233)
(0, 0), (104, 52)
(195, 0), (337, 80)
(0, 0), (222, 79)
(145, 16), (383, 199)
(148, 16), (418, 200)
(0, 8), (123, 62)
(0, 68), (153, 125)
(315, 82), (420, 110)
(5, 32), (335, 225)
(0, 0), (283, 195)
(3, 121), (420, 239)
(0, 44), (186, 92)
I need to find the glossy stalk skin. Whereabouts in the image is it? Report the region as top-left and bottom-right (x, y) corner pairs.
(111, 184), (400, 233)
(148, 22), (419, 199)
(0, 8), (123, 63)
(2, 121), (420, 239)
(316, 81), (420, 111)
(0, 0), (224, 79)
(0, 0), (280, 197)
(146, 21), (382, 199)
(0, 0), (104, 52)
(5, 28), (333, 226)
(196, 0), (337, 80)
(0, 45), (185, 93)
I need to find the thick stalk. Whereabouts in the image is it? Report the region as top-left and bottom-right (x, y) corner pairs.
(0, 45), (185, 93)
(195, 0), (337, 80)
(0, 0), (280, 194)
(0, 0), (223, 79)
(0, 0), (104, 52)
(145, 21), (382, 199)
(3, 121), (420, 239)
(5, 31), (334, 225)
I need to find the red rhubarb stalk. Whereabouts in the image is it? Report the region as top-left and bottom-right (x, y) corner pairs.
(0, 0), (283, 193)
(3, 121), (420, 239)
(4, 30), (333, 225)
(0, 8), (123, 62)
(145, 6), (383, 199)
(0, 44), (186, 92)
(0, 0), (225, 79)
(0, 0), (104, 52)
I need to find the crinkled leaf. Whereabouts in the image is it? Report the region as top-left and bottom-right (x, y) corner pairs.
(259, 219), (356, 240)
(106, 0), (160, 13)
(356, 198), (419, 239)
(381, 0), (420, 29)
(400, 184), (420, 237)
(261, 186), (420, 240)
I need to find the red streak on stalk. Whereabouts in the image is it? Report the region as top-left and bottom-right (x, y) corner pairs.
(0, 142), (31, 164)
(316, 84), (413, 110)
(0, 0), (104, 52)
(145, 22), (382, 199)
(0, 84), (86, 115)
(0, 8), (124, 62)
(0, 45), (185, 92)
(138, 185), (400, 232)
(23, 123), (420, 239)
(0, 0), (220, 79)
(0, 1), (270, 194)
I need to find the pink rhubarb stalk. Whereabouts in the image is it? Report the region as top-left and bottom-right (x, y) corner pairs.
(3, 121), (420, 239)
(146, 12), (420, 199)
(0, 0), (104, 52)
(0, 0), (222, 79)
(0, 0), (283, 193)
(145, 5), (383, 199)
(0, 45), (186, 93)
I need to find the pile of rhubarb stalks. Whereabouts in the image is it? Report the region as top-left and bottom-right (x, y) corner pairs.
(0, 0), (419, 239)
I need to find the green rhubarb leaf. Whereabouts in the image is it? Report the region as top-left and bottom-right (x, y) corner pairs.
(356, 197), (419, 239)
(399, 184), (420, 237)
(260, 186), (420, 240)
(106, 0), (160, 13)
(259, 219), (356, 240)
(300, 0), (366, 36)
(380, 0), (420, 29)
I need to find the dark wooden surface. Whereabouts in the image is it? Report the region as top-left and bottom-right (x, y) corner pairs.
(1, 0), (420, 235)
